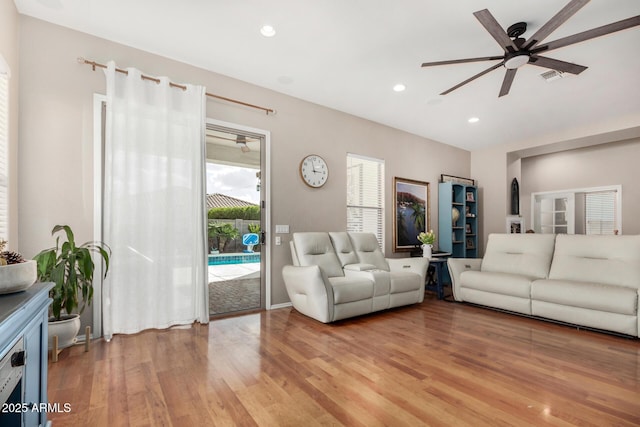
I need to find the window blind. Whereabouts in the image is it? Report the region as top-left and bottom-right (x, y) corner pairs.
(346, 153), (384, 247)
(585, 190), (617, 235)
(0, 74), (9, 241)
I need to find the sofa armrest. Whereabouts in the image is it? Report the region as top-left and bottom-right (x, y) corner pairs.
(282, 265), (334, 322)
(387, 257), (429, 284)
(344, 263), (377, 271)
(448, 258), (482, 301)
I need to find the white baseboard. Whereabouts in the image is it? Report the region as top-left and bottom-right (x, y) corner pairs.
(269, 302), (293, 310)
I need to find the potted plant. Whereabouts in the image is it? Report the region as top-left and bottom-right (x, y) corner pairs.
(33, 225), (110, 349)
(0, 239), (37, 294)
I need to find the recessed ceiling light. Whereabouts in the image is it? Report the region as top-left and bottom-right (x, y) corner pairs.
(468, 117), (480, 123)
(260, 25), (276, 37)
(393, 84), (406, 92)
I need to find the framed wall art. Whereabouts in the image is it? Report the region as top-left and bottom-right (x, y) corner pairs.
(393, 177), (430, 252)
(506, 216), (524, 234)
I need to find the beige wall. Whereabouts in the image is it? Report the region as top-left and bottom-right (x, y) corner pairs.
(472, 126), (640, 254)
(0, 0), (19, 249)
(17, 17), (469, 309)
(520, 138), (640, 235)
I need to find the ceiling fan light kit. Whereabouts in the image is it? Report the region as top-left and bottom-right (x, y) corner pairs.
(504, 52), (530, 69)
(420, 0), (640, 97)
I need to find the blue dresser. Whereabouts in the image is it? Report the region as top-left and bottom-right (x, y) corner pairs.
(0, 282), (53, 427)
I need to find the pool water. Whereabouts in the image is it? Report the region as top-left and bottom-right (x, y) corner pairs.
(208, 253), (260, 266)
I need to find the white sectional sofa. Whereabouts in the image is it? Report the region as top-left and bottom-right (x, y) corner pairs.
(282, 232), (429, 323)
(448, 233), (640, 337)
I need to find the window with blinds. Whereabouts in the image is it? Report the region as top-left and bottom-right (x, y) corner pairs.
(532, 185), (621, 235)
(0, 73), (9, 241)
(585, 190), (618, 235)
(346, 153), (384, 247)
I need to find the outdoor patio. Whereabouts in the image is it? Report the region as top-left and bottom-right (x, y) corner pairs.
(208, 262), (260, 315)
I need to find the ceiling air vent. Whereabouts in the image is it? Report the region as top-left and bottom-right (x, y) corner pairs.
(540, 70), (565, 82)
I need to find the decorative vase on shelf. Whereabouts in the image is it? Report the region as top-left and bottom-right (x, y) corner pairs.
(422, 244), (432, 259)
(452, 207), (460, 226)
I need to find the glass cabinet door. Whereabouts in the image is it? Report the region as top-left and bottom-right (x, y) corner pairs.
(534, 193), (575, 234)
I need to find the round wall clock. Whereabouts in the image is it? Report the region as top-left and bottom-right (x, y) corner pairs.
(299, 154), (329, 188)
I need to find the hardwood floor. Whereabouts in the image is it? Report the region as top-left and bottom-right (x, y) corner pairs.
(47, 294), (640, 426)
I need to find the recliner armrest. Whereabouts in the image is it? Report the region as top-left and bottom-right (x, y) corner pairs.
(448, 258), (482, 301)
(282, 265), (334, 322)
(386, 257), (429, 284)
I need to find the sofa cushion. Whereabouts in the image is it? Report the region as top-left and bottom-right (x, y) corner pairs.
(329, 232), (360, 266)
(548, 234), (640, 290)
(292, 232), (344, 278)
(531, 279), (638, 315)
(344, 269), (391, 296)
(328, 276), (374, 304)
(460, 270), (533, 298)
(348, 232), (390, 271)
(481, 233), (556, 279)
(343, 263), (377, 271)
(390, 271), (422, 294)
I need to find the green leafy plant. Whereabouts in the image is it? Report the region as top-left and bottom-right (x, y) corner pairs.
(247, 223), (261, 233)
(208, 206), (260, 220)
(417, 230), (435, 245)
(208, 222), (240, 252)
(33, 225), (111, 321)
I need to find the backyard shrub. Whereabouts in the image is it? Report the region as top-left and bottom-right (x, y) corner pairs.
(208, 206), (260, 220)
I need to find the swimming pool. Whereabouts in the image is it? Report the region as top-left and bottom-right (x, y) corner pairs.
(208, 253), (260, 266)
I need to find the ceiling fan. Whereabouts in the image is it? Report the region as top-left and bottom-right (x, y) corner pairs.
(235, 135), (251, 153)
(207, 133), (254, 153)
(420, 0), (640, 97)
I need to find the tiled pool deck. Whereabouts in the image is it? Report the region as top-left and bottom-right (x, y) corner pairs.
(208, 262), (260, 282)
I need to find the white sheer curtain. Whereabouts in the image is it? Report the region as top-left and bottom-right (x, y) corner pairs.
(102, 61), (208, 339)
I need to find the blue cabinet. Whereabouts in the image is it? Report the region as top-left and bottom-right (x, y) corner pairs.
(438, 182), (478, 258)
(0, 282), (53, 427)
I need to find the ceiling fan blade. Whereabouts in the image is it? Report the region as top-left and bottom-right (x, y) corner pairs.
(523, 0), (590, 50)
(529, 55), (587, 74)
(473, 9), (518, 52)
(440, 62), (504, 95)
(499, 69), (517, 97)
(531, 15), (640, 54)
(421, 56), (504, 67)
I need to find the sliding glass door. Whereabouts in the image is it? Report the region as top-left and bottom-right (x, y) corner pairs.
(205, 120), (268, 316)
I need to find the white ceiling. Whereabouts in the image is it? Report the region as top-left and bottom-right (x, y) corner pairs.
(14, 0), (640, 150)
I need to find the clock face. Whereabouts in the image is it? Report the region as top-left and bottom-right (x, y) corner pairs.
(300, 155), (329, 188)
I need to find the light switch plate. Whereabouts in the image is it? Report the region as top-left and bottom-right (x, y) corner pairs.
(275, 225), (289, 233)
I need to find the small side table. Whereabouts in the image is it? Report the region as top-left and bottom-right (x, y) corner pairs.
(425, 257), (450, 300)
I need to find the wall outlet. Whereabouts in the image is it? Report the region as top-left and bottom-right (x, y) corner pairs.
(275, 236), (282, 245)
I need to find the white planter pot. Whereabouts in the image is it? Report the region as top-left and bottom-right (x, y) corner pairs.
(0, 260), (37, 295)
(48, 314), (81, 350)
(422, 244), (432, 259)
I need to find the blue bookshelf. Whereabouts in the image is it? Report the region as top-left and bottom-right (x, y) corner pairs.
(438, 182), (478, 258)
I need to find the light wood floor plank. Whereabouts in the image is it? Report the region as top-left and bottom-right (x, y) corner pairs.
(48, 295), (640, 426)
